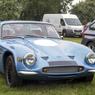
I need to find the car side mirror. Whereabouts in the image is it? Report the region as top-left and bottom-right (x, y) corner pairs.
(60, 36), (63, 39)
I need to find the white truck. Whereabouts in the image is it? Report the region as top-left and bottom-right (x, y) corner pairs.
(43, 14), (83, 37)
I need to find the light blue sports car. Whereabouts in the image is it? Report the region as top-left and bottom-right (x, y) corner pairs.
(0, 21), (95, 87)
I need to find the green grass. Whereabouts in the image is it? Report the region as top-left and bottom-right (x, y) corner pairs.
(63, 37), (82, 44)
(1, 37), (95, 95)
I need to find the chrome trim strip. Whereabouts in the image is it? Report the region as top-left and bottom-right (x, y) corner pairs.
(17, 71), (38, 76)
(88, 70), (95, 73)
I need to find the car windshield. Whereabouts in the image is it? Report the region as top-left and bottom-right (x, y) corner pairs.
(2, 23), (60, 39)
(65, 18), (82, 26)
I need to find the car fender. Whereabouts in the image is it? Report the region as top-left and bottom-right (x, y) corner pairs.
(1, 41), (35, 73)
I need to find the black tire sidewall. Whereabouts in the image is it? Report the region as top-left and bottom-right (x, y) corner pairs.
(63, 31), (67, 37)
(5, 55), (22, 87)
(87, 42), (95, 52)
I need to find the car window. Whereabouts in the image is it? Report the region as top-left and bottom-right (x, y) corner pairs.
(2, 25), (15, 38)
(2, 23), (60, 39)
(90, 23), (95, 30)
(46, 26), (59, 37)
(60, 19), (65, 26)
(65, 18), (82, 26)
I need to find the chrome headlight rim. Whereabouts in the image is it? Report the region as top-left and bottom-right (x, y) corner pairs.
(24, 53), (36, 66)
(86, 52), (95, 65)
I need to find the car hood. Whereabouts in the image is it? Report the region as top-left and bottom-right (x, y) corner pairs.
(24, 38), (92, 63)
(2, 38), (92, 65)
(70, 26), (83, 30)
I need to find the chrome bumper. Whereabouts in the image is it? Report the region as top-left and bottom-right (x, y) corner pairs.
(17, 70), (95, 76)
(88, 70), (95, 73)
(17, 71), (38, 76)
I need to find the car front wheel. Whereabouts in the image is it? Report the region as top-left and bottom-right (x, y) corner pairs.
(5, 55), (23, 87)
(82, 74), (94, 82)
(63, 31), (67, 37)
(76, 74), (94, 82)
(87, 42), (95, 52)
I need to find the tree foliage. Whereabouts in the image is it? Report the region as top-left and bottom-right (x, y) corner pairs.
(19, 0), (73, 21)
(0, 0), (21, 21)
(70, 0), (95, 25)
(0, 0), (73, 21)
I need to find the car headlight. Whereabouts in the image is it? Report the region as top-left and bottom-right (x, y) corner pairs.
(86, 53), (95, 65)
(24, 53), (36, 66)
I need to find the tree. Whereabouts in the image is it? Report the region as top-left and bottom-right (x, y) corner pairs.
(0, 0), (21, 21)
(20, 0), (73, 21)
(0, 0), (73, 21)
(70, 0), (95, 25)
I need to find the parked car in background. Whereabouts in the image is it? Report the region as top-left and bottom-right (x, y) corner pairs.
(83, 22), (92, 31)
(0, 21), (95, 87)
(81, 21), (95, 52)
(43, 14), (83, 37)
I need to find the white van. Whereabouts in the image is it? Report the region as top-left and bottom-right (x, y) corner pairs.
(43, 14), (83, 37)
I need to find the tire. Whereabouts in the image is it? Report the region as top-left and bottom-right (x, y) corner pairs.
(87, 42), (95, 52)
(5, 55), (23, 87)
(76, 74), (94, 82)
(63, 31), (67, 37)
(79, 35), (82, 37)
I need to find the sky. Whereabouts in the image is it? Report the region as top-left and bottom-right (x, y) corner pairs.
(72, 0), (85, 5)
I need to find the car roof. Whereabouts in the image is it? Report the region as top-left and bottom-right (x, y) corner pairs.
(0, 20), (50, 25)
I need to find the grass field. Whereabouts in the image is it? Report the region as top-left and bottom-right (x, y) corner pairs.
(63, 37), (82, 44)
(1, 37), (95, 95)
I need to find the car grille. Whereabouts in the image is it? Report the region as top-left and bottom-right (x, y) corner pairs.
(74, 30), (82, 32)
(48, 61), (77, 66)
(43, 66), (83, 73)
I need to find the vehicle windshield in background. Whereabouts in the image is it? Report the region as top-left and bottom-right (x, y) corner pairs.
(2, 24), (60, 39)
(65, 18), (82, 26)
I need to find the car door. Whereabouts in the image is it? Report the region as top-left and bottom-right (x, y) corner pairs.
(58, 18), (65, 32)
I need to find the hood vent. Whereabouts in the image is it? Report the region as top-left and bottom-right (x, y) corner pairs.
(68, 56), (75, 60)
(41, 56), (48, 60)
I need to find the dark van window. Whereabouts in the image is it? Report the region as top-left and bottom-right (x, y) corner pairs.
(60, 19), (65, 26)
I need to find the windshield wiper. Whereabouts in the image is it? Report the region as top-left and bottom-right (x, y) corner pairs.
(25, 35), (59, 38)
(25, 34), (44, 38)
(3, 35), (24, 39)
(46, 36), (60, 39)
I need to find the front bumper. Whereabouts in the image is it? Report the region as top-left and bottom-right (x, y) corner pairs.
(66, 29), (83, 37)
(18, 69), (95, 76)
(68, 32), (83, 37)
(18, 71), (38, 76)
(17, 69), (95, 81)
(88, 70), (95, 73)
